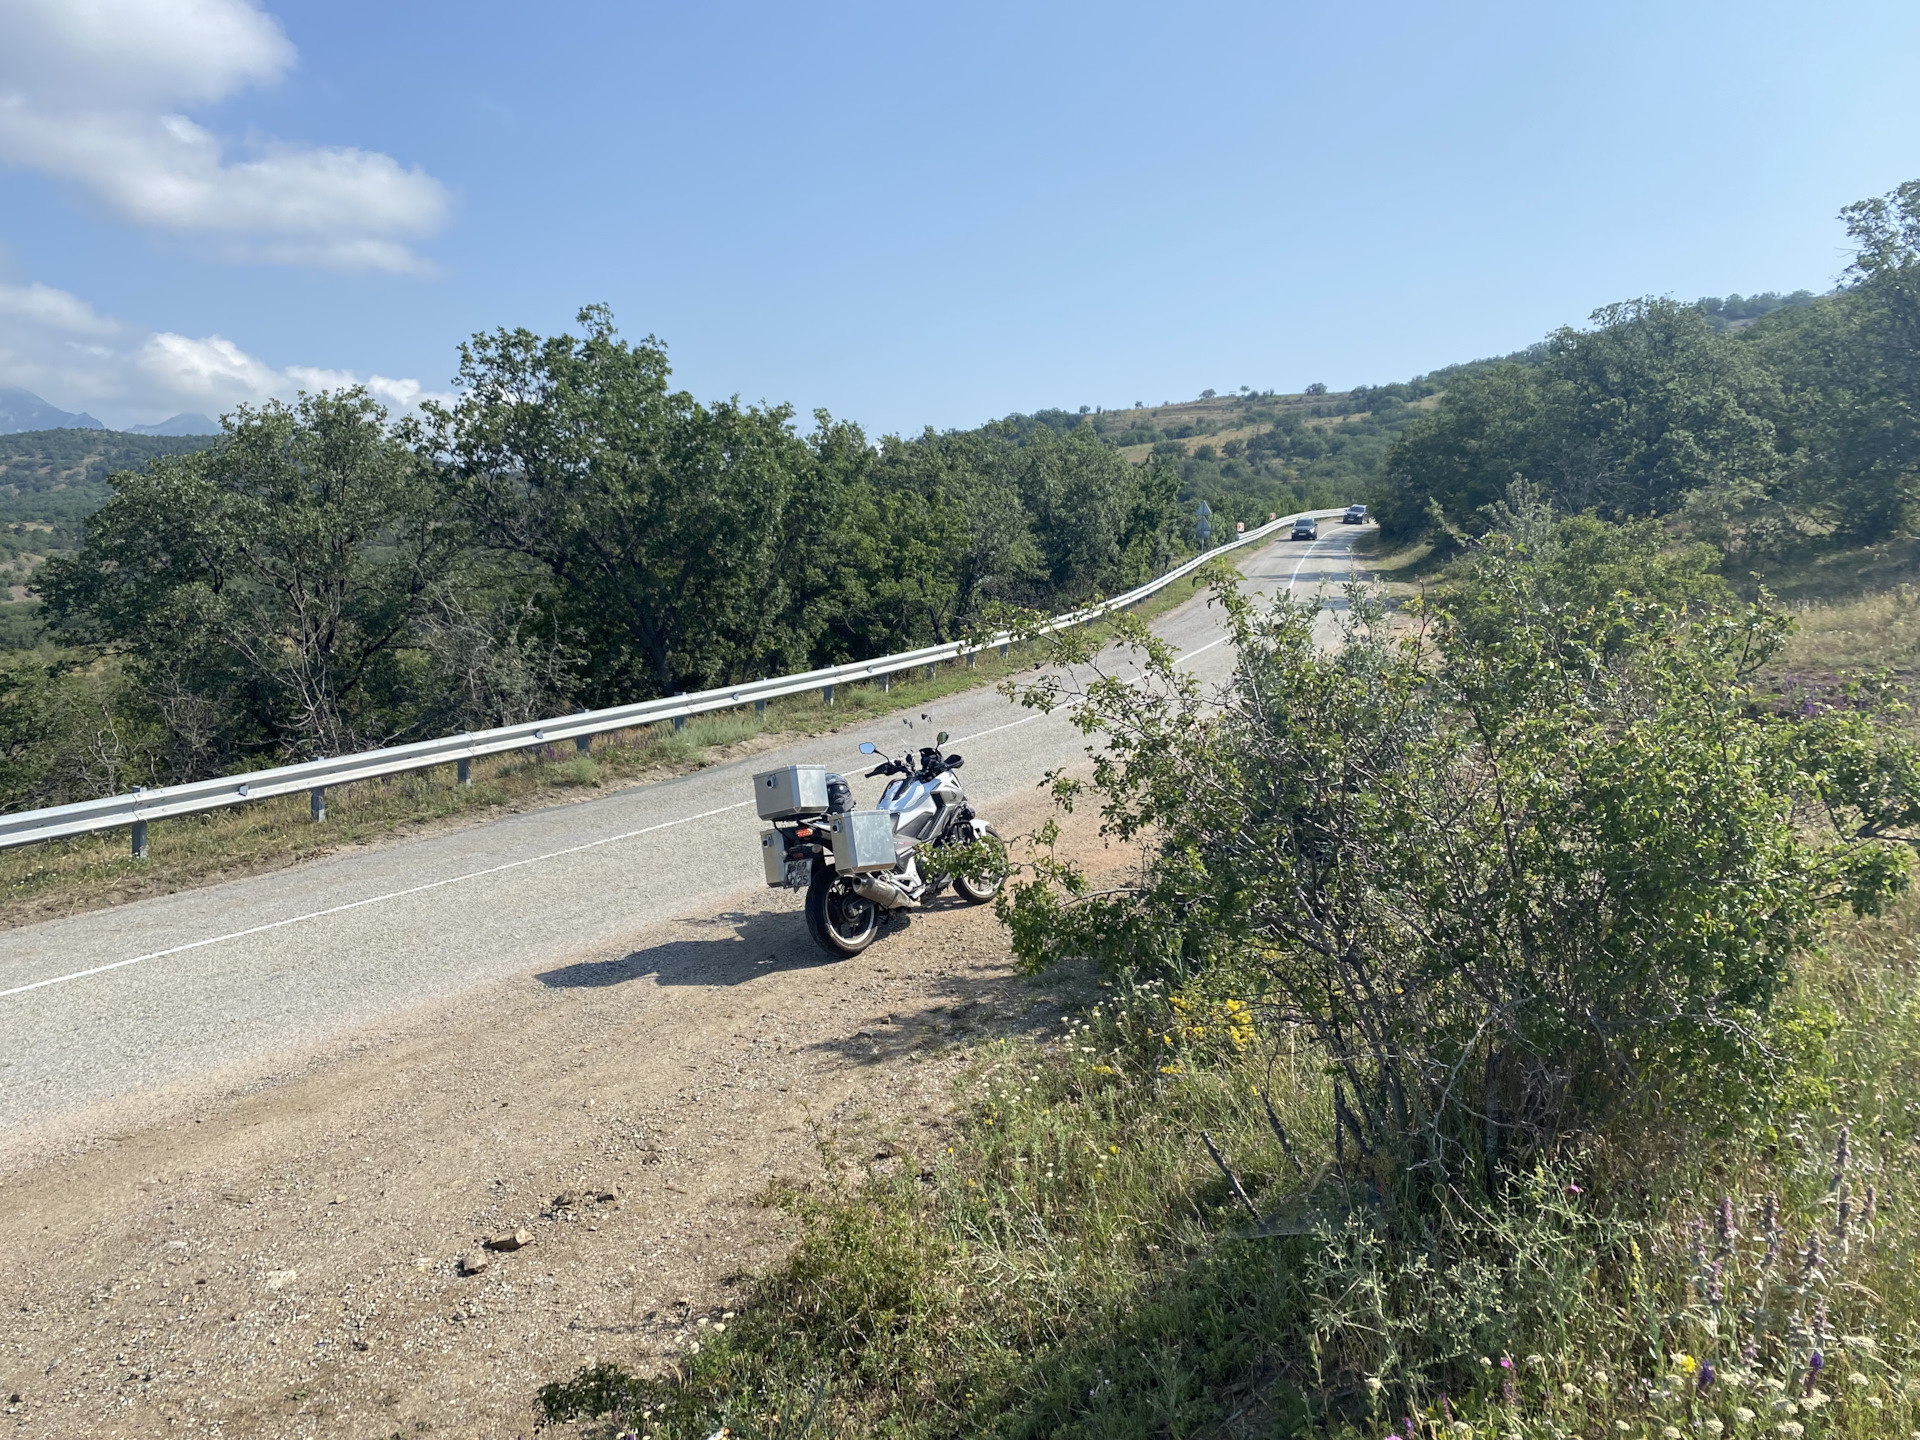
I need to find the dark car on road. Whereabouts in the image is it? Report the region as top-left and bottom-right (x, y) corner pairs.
(1343, 504), (1367, 524)
(1291, 515), (1318, 540)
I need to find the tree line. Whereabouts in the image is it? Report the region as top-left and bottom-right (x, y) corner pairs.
(0, 308), (1189, 808)
(1376, 179), (1920, 561)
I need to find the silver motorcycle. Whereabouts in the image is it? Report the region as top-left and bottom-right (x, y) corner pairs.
(754, 727), (1001, 957)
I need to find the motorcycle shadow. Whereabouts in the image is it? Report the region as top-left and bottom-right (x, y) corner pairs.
(533, 905), (837, 990)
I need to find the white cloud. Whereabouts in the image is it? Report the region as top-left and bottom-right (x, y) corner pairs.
(0, 279), (448, 427)
(0, 280), (119, 337)
(0, 0), (449, 272)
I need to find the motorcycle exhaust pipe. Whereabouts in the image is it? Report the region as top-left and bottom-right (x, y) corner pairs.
(852, 874), (914, 909)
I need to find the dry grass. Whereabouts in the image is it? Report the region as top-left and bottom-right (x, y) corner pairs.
(1776, 585), (1920, 678)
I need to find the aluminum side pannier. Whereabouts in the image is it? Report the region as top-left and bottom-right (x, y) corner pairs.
(828, 811), (896, 873)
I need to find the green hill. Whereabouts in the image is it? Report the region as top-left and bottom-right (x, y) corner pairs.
(0, 429), (220, 646)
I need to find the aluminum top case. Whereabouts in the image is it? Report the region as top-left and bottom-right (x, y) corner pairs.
(829, 810), (897, 873)
(754, 763), (830, 820)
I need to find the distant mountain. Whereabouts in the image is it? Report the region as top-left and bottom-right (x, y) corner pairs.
(0, 428), (221, 535)
(128, 413), (220, 437)
(0, 388), (105, 435)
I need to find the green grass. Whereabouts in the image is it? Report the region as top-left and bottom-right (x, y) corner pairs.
(0, 571), (1221, 929)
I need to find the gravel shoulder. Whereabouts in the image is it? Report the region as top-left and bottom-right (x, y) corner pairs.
(0, 787), (1110, 1440)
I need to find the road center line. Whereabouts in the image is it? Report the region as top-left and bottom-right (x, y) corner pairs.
(0, 799), (756, 1001)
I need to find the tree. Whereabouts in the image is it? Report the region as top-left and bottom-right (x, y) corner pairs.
(859, 430), (1038, 647)
(1753, 181), (1920, 543)
(42, 390), (467, 766)
(1378, 300), (1786, 553)
(428, 307), (815, 702)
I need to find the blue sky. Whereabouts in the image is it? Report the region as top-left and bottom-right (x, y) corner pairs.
(2, 0), (1917, 430)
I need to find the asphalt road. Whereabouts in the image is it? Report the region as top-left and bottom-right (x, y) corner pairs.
(0, 523), (1367, 1139)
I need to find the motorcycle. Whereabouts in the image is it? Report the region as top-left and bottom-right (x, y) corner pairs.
(754, 727), (1002, 957)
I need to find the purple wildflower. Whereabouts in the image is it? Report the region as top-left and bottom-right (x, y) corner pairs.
(1697, 1359), (1715, 1393)
(1716, 1194), (1735, 1253)
(1805, 1350), (1823, 1397)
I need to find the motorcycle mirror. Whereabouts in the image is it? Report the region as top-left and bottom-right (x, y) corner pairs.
(936, 730), (949, 745)
(946, 754), (964, 769)
(859, 742), (877, 754)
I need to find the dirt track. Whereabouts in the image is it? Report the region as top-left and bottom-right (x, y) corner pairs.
(0, 790), (1098, 1439)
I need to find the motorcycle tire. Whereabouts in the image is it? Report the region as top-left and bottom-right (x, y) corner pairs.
(805, 873), (880, 957)
(953, 823), (1004, 905)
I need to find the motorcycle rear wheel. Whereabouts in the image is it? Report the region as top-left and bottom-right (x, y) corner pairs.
(805, 874), (880, 957)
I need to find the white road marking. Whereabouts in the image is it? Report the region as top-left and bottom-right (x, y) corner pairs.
(951, 712), (1048, 744)
(0, 799), (755, 1001)
(1288, 531), (1330, 590)
(1174, 633), (1231, 664)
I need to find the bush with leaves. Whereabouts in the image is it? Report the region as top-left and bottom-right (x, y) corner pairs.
(998, 528), (1913, 1188)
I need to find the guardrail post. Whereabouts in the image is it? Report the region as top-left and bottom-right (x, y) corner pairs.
(925, 664), (937, 682)
(131, 820), (148, 858)
(310, 787), (326, 822)
(880, 673), (891, 693)
(999, 643), (1009, 658)
(457, 758), (472, 786)
(822, 684), (835, 706)
(673, 715), (686, 732)
(575, 734), (591, 755)
(967, 652), (976, 669)
(754, 699), (766, 718)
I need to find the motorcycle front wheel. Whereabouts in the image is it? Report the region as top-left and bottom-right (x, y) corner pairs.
(805, 873), (880, 957)
(953, 823), (1005, 905)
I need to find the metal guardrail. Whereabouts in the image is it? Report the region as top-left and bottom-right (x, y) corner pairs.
(0, 511), (1342, 853)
